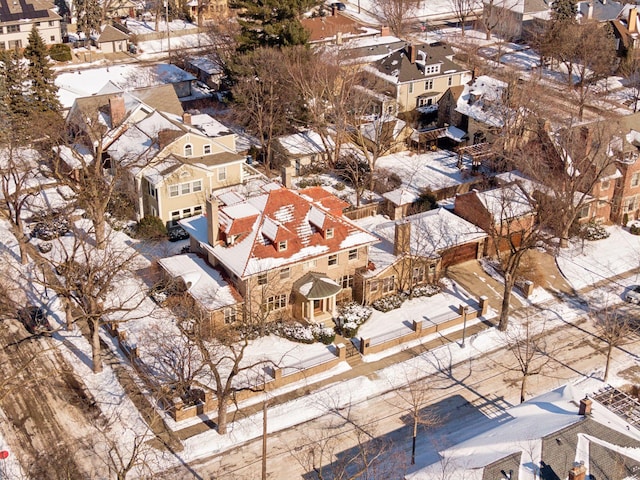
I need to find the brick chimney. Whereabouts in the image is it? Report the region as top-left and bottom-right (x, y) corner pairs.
(629, 8), (638, 34)
(569, 463), (587, 480)
(331, 5), (336, 15)
(206, 195), (219, 246)
(281, 165), (294, 189)
(380, 26), (390, 37)
(393, 221), (411, 256)
(407, 44), (417, 64)
(109, 96), (126, 127)
(182, 112), (192, 125)
(157, 129), (181, 149)
(587, 1), (593, 20)
(579, 397), (592, 416)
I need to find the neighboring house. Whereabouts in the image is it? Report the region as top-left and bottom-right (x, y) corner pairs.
(157, 253), (242, 329)
(482, 0), (549, 41)
(407, 384), (640, 479)
(273, 131), (334, 176)
(338, 30), (405, 65)
(179, 185), (379, 325)
(104, 0), (141, 18)
(302, 10), (378, 45)
(186, 0), (228, 21)
(439, 75), (509, 145)
(106, 110), (251, 227)
(454, 184), (536, 254)
(356, 208), (487, 305)
(365, 43), (471, 113)
(186, 57), (223, 90)
(0, 0), (62, 49)
(577, 0), (624, 23)
(354, 116), (413, 156)
(96, 24), (129, 54)
(611, 6), (640, 57)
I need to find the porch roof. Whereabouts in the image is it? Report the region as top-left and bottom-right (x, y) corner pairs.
(296, 272), (342, 300)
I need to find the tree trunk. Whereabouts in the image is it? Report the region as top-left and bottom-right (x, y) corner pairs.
(91, 318), (103, 373)
(520, 374), (527, 403)
(604, 343), (613, 382)
(217, 395), (228, 434)
(94, 218), (106, 250)
(411, 416), (418, 465)
(559, 223), (571, 248)
(65, 302), (73, 330)
(486, 29), (491, 40)
(498, 272), (516, 331)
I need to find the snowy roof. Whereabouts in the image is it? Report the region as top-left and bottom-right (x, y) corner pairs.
(276, 131), (334, 157)
(456, 75), (509, 128)
(187, 57), (223, 75)
(157, 254), (239, 311)
(358, 116), (408, 143)
(475, 185), (535, 220)
(409, 384), (640, 479)
(577, 0), (624, 21)
(183, 187), (378, 278)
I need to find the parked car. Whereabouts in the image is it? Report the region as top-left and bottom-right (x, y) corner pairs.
(626, 285), (640, 304)
(19, 305), (53, 335)
(168, 225), (190, 242)
(331, 2), (346, 10)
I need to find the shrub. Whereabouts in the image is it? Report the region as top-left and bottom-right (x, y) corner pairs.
(631, 225), (640, 236)
(135, 216), (167, 239)
(580, 221), (610, 241)
(412, 284), (441, 297)
(49, 43), (72, 62)
(372, 294), (405, 312)
(333, 182), (346, 191)
(334, 302), (372, 337)
(280, 321), (315, 344)
(296, 176), (325, 189)
(313, 326), (335, 345)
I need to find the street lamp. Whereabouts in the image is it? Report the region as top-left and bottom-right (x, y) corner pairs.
(460, 305), (468, 348)
(165, 1), (171, 62)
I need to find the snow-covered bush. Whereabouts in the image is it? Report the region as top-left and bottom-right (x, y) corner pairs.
(335, 303), (372, 337)
(580, 222), (609, 241)
(281, 322), (315, 344)
(412, 284), (441, 297)
(372, 294), (405, 312)
(312, 325), (335, 345)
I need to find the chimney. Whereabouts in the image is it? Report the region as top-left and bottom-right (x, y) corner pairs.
(380, 26), (390, 37)
(206, 195), (219, 246)
(281, 165), (294, 189)
(109, 96), (126, 127)
(587, 1), (593, 20)
(336, 30), (343, 45)
(579, 397), (592, 416)
(332, 5), (336, 15)
(408, 44), (417, 64)
(182, 112), (192, 125)
(393, 221), (411, 256)
(157, 129), (180, 149)
(568, 463), (587, 480)
(629, 8), (638, 34)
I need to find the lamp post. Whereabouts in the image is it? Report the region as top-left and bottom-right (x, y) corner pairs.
(165, 1), (171, 62)
(460, 305), (468, 348)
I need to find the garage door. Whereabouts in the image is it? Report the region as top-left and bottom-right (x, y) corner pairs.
(441, 242), (478, 268)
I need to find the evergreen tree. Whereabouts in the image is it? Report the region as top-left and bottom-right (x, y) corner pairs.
(24, 26), (61, 113)
(550, 0), (578, 24)
(231, 0), (316, 51)
(75, 0), (102, 40)
(0, 50), (31, 141)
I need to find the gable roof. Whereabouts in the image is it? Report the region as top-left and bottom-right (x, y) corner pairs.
(368, 43), (468, 85)
(0, 0), (60, 23)
(470, 185), (535, 221)
(301, 13), (369, 43)
(276, 130), (334, 157)
(181, 187), (378, 278)
(97, 24), (129, 43)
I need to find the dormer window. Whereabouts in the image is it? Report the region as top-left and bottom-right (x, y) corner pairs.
(278, 240), (287, 251)
(325, 228), (334, 239)
(425, 64), (440, 75)
(184, 144), (193, 156)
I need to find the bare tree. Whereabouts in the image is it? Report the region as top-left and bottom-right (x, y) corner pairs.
(619, 52), (640, 113)
(450, 0), (480, 36)
(374, 0), (421, 37)
(498, 317), (554, 403)
(481, 0), (519, 40)
(592, 303), (639, 382)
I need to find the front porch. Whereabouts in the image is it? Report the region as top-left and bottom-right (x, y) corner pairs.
(294, 272), (342, 325)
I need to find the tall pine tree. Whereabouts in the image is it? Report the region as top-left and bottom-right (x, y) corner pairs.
(75, 0), (102, 41)
(24, 26), (61, 113)
(230, 0), (316, 51)
(0, 50), (31, 141)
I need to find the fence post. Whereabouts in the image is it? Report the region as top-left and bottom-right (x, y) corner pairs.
(479, 295), (489, 315)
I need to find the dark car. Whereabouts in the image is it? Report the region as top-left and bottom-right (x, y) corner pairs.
(626, 285), (640, 304)
(331, 2), (346, 10)
(168, 225), (190, 242)
(19, 305), (53, 335)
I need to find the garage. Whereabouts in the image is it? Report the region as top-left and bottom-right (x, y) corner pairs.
(441, 241), (480, 268)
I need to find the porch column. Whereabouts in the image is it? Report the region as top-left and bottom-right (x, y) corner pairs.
(331, 296), (338, 317)
(309, 299), (314, 323)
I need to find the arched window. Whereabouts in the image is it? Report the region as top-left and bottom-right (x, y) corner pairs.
(184, 144), (193, 156)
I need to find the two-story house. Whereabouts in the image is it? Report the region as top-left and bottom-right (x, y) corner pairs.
(365, 43), (471, 113)
(179, 185), (379, 325)
(0, 0), (62, 49)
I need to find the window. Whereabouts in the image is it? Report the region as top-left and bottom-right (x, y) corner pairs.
(8, 40), (21, 49)
(280, 267), (290, 279)
(147, 183), (157, 198)
(632, 173), (640, 187)
(328, 254), (338, 266)
(203, 145), (211, 154)
(325, 228), (334, 239)
(50, 35), (55, 42)
(429, 264), (436, 274)
(193, 205), (203, 215)
(306, 259), (317, 269)
(577, 205), (590, 219)
(382, 276), (395, 294)
(370, 280), (379, 293)
(278, 240), (287, 251)
(412, 266), (425, 285)
(264, 294), (287, 312)
(171, 210), (180, 221)
(408, 82), (414, 94)
(625, 196), (639, 213)
(49, 20), (55, 26)
(170, 180), (200, 197)
(340, 275), (354, 289)
(601, 180), (610, 191)
(169, 185), (179, 197)
(425, 64), (440, 74)
(257, 273), (268, 285)
(192, 180), (202, 192)
(0, 42), (4, 50)
(7, 25), (19, 33)
(448, 76), (453, 86)
(348, 248), (358, 261)
(218, 166), (226, 182)
(181, 183), (191, 195)
(184, 144), (193, 156)
(224, 307), (236, 324)
(0, 27), (3, 34)
(425, 79), (433, 90)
